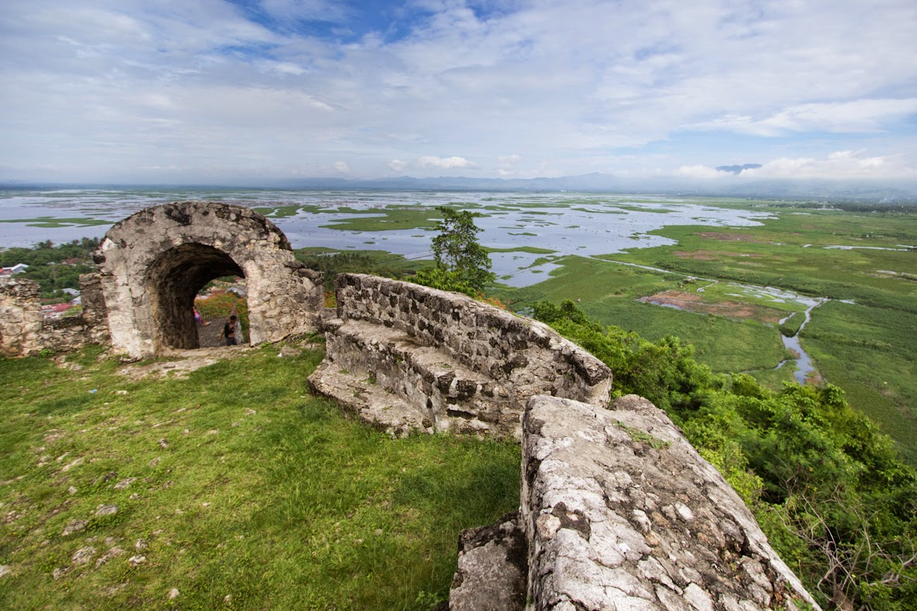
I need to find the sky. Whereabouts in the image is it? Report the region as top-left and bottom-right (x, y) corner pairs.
(1, 0), (916, 186)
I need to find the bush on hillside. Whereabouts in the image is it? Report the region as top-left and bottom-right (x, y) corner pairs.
(532, 299), (917, 610)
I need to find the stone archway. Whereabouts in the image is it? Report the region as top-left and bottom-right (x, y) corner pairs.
(146, 243), (245, 350)
(95, 201), (323, 358)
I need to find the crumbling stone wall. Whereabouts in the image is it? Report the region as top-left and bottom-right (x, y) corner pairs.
(96, 201), (323, 358)
(309, 273), (611, 438)
(0, 277), (44, 356)
(449, 394), (822, 610)
(0, 274), (109, 356)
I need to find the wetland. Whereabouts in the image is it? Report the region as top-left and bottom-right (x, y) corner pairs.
(2, 187), (916, 461)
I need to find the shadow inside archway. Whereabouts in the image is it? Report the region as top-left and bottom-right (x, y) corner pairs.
(145, 243), (248, 351)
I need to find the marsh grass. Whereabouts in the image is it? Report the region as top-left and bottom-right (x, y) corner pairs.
(0, 346), (519, 610)
(803, 302), (917, 462)
(0, 217), (112, 228)
(495, 255), (789, 373)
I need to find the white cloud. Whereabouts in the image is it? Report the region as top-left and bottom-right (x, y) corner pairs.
(691, 99), (917, 137)
(1, 0), (916, 182)
(745, 150), (917, 180)
(418, 156), (476, 169)
(333, 160), (349, 173)
(677, 151), (917, 181)
(676, 165), (724, 179)
(388, 159), (408, 172)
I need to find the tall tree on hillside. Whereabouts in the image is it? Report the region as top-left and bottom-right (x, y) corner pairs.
(430, 206), (495, 292)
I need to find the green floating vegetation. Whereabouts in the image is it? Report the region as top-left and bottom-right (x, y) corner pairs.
(486, 246), (556, 255)
(319, 207), (444, 232)
(0, 216), (112, 228)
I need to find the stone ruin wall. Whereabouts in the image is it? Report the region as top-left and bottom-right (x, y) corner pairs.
(0, 273), (109, 357)
(309, 273), (611, 438)
(449, 394), (822, 610)
(313, 274), (822, 610)
(1, 201), (323, 359)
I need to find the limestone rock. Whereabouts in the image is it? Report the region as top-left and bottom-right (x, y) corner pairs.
(62, 519), (87, 536)
(450, 513), (527, 611)
(519, 394), (821, 611)
(71, 546), (96, 566)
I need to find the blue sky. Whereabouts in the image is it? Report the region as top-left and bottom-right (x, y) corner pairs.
(1, 0), (916, 185)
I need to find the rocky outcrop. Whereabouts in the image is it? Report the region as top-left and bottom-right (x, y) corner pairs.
(503, 393), (821, 611)
(308, 274), (611, 439)
(449, 513), (527, 611)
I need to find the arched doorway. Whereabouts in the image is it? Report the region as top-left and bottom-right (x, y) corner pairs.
(145, 244), (247, 351)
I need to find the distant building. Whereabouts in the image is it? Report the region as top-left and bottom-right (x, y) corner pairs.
(0, 263), (29, 276)
(41, 302), (74, 319)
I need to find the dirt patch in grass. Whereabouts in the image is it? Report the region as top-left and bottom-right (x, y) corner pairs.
(116, 346), (256, 381)
(639, 290), (783, 323)
(695, 232), (766, 243)
(673, 250), (762, 261)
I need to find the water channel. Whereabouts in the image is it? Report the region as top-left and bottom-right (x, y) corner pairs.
(776, 302), (825, 384)
(606, 258), (827, 383)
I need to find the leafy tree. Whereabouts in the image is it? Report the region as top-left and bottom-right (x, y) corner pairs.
(411, 267), (477, 297)
(428, 206), (495, 292)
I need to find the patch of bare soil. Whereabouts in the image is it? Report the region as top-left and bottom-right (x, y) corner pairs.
(695, 232), (765, 243)
(116, 346), (254, 381)
(639, 291), (782, 323)
(673, 250), (761, 261)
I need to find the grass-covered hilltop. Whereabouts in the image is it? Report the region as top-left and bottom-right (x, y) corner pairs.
(2, 194), (917, 610)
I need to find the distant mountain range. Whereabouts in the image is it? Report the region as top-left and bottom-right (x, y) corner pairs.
(4, 170), (917, 203)
(264, 172), (917, 203)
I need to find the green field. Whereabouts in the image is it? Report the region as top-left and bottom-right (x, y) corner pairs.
(490, 202), (917, 461)
(0, 345), (518, 610)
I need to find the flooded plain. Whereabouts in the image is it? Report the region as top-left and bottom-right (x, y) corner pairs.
(0, 188), (772, 286)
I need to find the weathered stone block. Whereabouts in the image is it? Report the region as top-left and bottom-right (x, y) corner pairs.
(519, 394), (821, 611)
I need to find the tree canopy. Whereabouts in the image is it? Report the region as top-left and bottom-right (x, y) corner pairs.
(421, 206), (495, 293)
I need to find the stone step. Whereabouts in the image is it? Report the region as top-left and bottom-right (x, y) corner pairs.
(308, 359), (429, 438)
(309, 318), (519, 438)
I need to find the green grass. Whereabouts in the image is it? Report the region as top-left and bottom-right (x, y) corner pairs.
(609, 211), (917, 312)
(493, 255), (788, 373)
(802, 301), (917, 462)
(587, 207), (917, 459)
(0, 345), (519, 610)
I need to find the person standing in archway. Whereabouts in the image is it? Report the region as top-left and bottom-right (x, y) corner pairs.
(220, 315), (238, 346)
